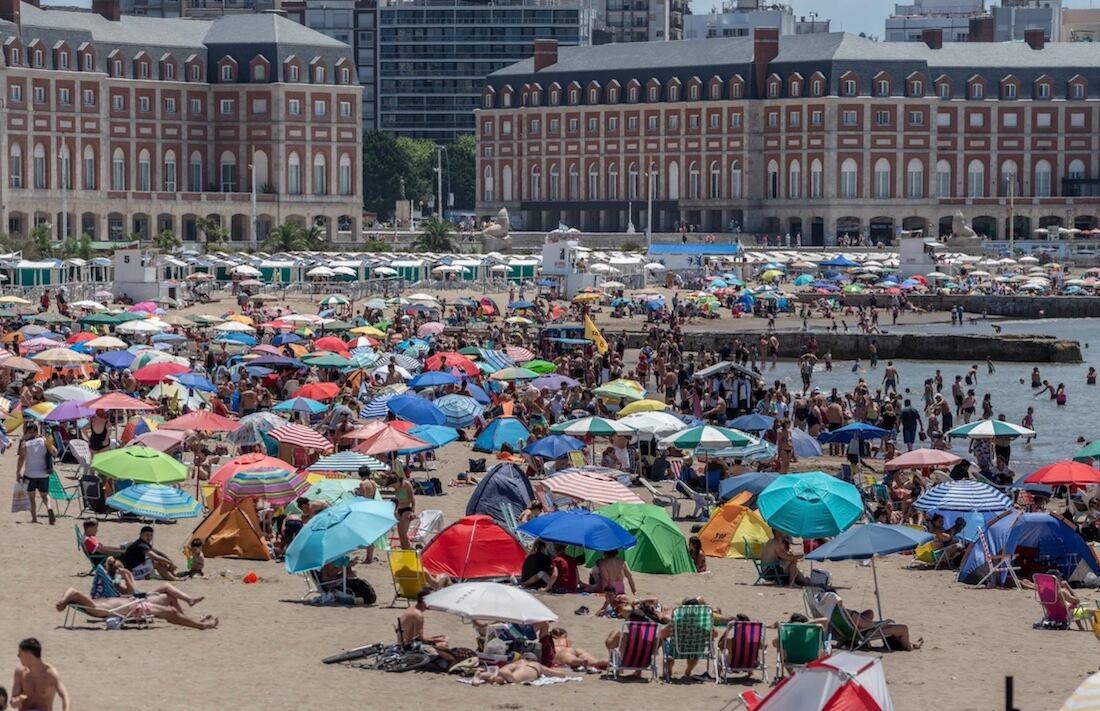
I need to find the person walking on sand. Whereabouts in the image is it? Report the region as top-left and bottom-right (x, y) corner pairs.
(11, 638), (70, 711)
(16, 423), (55, 525)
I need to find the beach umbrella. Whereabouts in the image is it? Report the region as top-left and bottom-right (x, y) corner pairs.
(1025, 460), (1100, 486)
(718, 472), (780, 501)
(312, 337), (351, 356)
(271, 333), (303, 346)
(387, 394), (447, 426)
(284, 498), (397, 574)
(1061, 671), (1100, 711)
(947, 419), (1035, 439)
(913, 479), (1011, 512)
(617, 399), (669, 417)
(517, 509), (636, 551)
(273, 397), (329, 416)
(306, 451), (387, 473)
(361, 390), (402, 419)
(106, 484), (202, 520)
(593, 378), (647, 402)
(806, 523), (934, 618)
(120, 415), (163, 443)
(489, 367), (539, 382)
(93, 446), (187, 484)
(550, 416), (635, 438)
(818, 422), (894, 444)
(319, 295), (350, 307)
(44, 385), (99, 403)
(126, 430), (186, 453)
(503, 346), (536, 363)
(225, 467), (310, 505)
(170, 372), (217, 393)
(302, 351), (350, 368)
(210, 453), (290, 487)
(268, 423), (333, 450)
(417, 322), (445, 338)
(729, 413), (775, 432)
(522, 359), (556, 375)
(885, 448), (962, 471)
(23, 402), (56, 421)
(0, 355), (42, 373)
(523, 434), (585, 460)
(473, 417), (531, 453)
(425, 352), (478, 377)
(408, 371), (460, 389)
(434, 394), (484, 428)
(758, 471), (863, 538)
(225, 412), (288, 446)
(789, 427), (823, 458)
(617, 411), (687, 438)
(425, 582), (557, 625)
(161, 410), (240, 432)
(86, 392), (157, 411)
(1073, 440), (1100, 463)
(43, 400), (95, 423)
(32, 348), (92, 366)
(530, 374), (579, 390)
(248, 355), (305, 369)
(400, 424), (460, 453)
(355, 425), (428, 456)
(304, 478), (362, 505)
(660, 425), (754, 450)
(132, 362), (191, 384)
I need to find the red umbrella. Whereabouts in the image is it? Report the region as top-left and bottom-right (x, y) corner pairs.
(1024, 460), (1100, 486)
(268, 423), (333, 450)
(86, 392), (157, 411)
(344, 420), (415, 440)
(67, 332), (97, 345)
(251, 345), (285, 356)
(162, 410), (241, 432)
(425, 351), (478, 376)
(210, 452), (290, 487)
(133, 362), (191, 384)
(884, 448), (961, 471)
(312, 337), (350, 356)
(294, 382), (340, 401)
(354, 425), (427, 456)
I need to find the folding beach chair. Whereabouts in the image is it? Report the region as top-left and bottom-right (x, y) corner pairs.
(718, 619), (767, 684)
(1033, 573), (1071, 630)
(608, 620), (661, 681)
(975, 527), (1022, 589)
(75, 523), (106, 574)
(388, 549), (428, 607)
(675, 480), (715, 520)
(775, 623), (827, 679)
(640, 478), (680, 520)
(746, 538), (787, 585)
(48, 471), (79, 517)
(389, 509), (444, 549)
(67, 439), (92, 479)
(818, 591), (892, 651)
(63, 565), (155, 629)
(662, 604), (717, 682)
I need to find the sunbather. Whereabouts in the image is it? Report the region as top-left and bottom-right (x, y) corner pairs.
(547, 628), (606, 670)
(470, 660), (573, 686)
(761, 531), (809, 586)
(1021, 571), (1088, 630)
(104, 558), (205, 612)
(55, 589), (218, 630)
(829, 596), (922, 651)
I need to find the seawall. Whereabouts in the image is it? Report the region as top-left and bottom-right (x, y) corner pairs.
(797, 293), (1100, 319)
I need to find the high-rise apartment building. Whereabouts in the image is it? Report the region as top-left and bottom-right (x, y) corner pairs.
(119, 0), (278, 18)
(886, 0), (1061, 43)
(683, 1), (829, 41)
(591, 0), (683, 44)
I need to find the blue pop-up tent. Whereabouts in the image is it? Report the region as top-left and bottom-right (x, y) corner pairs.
(465, 462), (534, 526)
(473, 416), (531, 453)
(958, 510), (1100, 586)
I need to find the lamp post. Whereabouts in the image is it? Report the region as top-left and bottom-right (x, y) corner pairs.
(646, 161), (656, 248)
(248, 146), (257, 250)
(58, 147), (67, 243)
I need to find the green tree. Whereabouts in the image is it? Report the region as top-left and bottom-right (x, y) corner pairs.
(362, 240), (388, 252)
(414, 217), (456, 252)
(361, 130), (405, 217)
(445, 134), (476, 210)
(196, 217), (228, 248)
(29, 224), (53, 259)
(397, 136), (437, 208)
(152, 229), (181, 253)
(60, 233), (93, 260)
(263, 223), (323, 252)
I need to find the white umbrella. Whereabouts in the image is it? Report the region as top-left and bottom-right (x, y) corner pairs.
(307, 266), (335, 277)
(425, 582), (558, 624)
(214, 321), (256, 333)
(117, 319), (167, 334)
(373, 267), (398, 276)
(644, 263), (667, 272)
(232, 264), (261, 276)
(489, 265), (510, 272)
(332, 266), (357, 277)
(617, 411), (687, 438)
(601, 281), (626, 289)
(1019, 256), (1040, 264)
(84, 336), (129, 350)
(71, 300), (107, 311)
(279, 314), (322, 325)
(407, 293), (439, 302)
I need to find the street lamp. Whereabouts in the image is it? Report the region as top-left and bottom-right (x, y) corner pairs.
(645, 161), (657, 246)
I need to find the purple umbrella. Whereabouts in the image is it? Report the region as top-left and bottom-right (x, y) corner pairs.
(45, 400), (96, 422)
(531, 374), (579, 390)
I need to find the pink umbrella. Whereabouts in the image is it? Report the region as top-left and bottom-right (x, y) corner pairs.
(129, 301), (157, 313)
(251, 344), (285, 356)
(127, 430), (186, 453)
(884, 448), (962, 471)
(417, 322), (445, 338)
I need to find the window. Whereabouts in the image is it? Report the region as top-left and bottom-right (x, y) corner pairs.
(843, 79), (856, 96)
(568, 118), (578, 133)
(910, 80), (922, 96)
(936, 112), (950, 127)
(32, 143), (45, 189)
(1036, 112), (1052, 128)
(111, 148), (125, 190)
(1073, 83), (1085, 99)
(970, 83), (983, 99)
(877, 79), (889, 96)
(8, 145), (20, 188)
(908, 111), (923, 126)
(938, 83), (950, 99)
(731, 83), (742, 99)
(789, 111), (800, 128)
(164, 62), (174, 80)
(1004, 83), (1016, 99)
(688, 84), (699, 100)
(766, 160), (778, 199)
(587, 117), (597, 132)
(1069, 159), (1087, 180)
(288, 65), (299, 82)
(811, 79), (822, 96)
(188, 152), (202, 192)
(1000, 160), (1017, 197)
(730, 161), (742, 199)
(532, 166), (542, 200)
(1071, 112), (1086, 128)
(9, 48), (18, 65)
(111, 94), (124, 111)
(313, 100), (326, 116)
(810, 159), (822, 199)
(547, 165), (559, 200)
(314, 66), (325, 83)
(688, 162), (699, 199)
(587, 165), (598, 199)
(58, 52), (68, 69)
(906, 158), (924, 198)
(251, 98), (267, 115)
(607, 117), (618, 131)
(163, 98), (176, 113)
(842, 110), (857, 126)
(607, 164), (618, 200)
(138, 96), (150, 113)
(482, 165), (493, 202)
(568, 163), (579, 200)
(530, 118), (540, 134)
(647, 116), (657, 131)
(338, 155), (352, 196)
(288, 99), (302, 116)
(340, 67), (350, 84)
(570, 89), (579, 104)
(190, 98), (202, 115)
(627, 116), (638, 131)
(788, 159), (801, 199)
(220, 64), (232, 81)
(709, 113), (719, 129)
(628, 87), (638, 102)
(767, 112), (778, 128)
(549, 118), (559, 133)
(59, 88), (69, 105)
(688, 115), (699, 129)
(286, 152), (300, 194)
(790, 81), (800, 96)
(874, 158), (891, 198)
(628, 164), (638, 200)
(667, 161), (678, 199)
(501, 120), (511, 136)
(33, 49), (41, 67)
(219, 99), (234, 115)
(840, 158), (858, 198)
(83, 53), (91, 71)
(311, 154), (325, 194)
(706, 161), (720, 199)
(668, 115), (679, 130)
(8, 84), (20, 103)
(163, 151), (176, 191)
(1037, 83), (1050, 99)
(968, 112), (984, 128)
(83, 146), (94, 190)
(589, 88), (598, 103)
(1034, 159), (1052, 197)
(339, 101), (351, 117)
(190, 64), (201, 81)
(767, 82), (779, 98)
(875, 110), (890, 125)
(731, 113), (742, 128)
(33, 86), (44, 104)
(1002, 113), (1018, 128)
(811, 111), (822, 126)
(710, 84), (720, 100)
(482, 121), (492, 136)
(137, 150), (150, 191)
(967, 159), (984, 197)
(49, 145), (63, 188)
(935, 160), (951, 197)
(138, 62), (148, 79)
(668, 85), (679, 101)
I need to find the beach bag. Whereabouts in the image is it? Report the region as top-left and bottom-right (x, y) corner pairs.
(10, 481), (30, 513)
(413, 478), (443, 496)
(468, 458), (486, 473)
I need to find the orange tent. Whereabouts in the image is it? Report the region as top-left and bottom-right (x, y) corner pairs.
(698, 492), (772, 559)
(189, 498), (271, 561)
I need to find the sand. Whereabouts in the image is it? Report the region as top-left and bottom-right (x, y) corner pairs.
(0, 287), (1091, 711)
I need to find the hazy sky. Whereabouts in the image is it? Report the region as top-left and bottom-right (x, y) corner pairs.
(686, 0), (1100, 39)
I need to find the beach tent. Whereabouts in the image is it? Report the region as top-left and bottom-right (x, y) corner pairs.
(957, 510), (1100, 586)
(584, 503), (695, 574)
(465, 462), (534, 526)
(699, 495), (772, 559)
(421, 514), (525, 581)
(745, 652), (893, 711)
(189, 498), (271, 561)
(473, 416), (531, 453)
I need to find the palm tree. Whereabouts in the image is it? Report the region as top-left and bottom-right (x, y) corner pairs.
(414, 217), (456, 252)
(152, 229), (181, 253)
(60, 233), (93, 260)
(263, 224), (306, 252)
(28, 224), (53, 259)
(196, 217), (229, 249)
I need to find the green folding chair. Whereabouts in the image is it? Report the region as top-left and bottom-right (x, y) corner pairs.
(745, 538), (787, 585)
(49, 472), (78, 517)
(74, 524), (106, 575)
(662, 604), (716, 682)
(776, 622), (827, 679)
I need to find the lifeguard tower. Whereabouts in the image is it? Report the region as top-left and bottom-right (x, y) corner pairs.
(541, 237), (599, 299)
(112, 248), (178, 302)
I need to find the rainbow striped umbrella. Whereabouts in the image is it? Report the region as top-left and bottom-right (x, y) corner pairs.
(106, 484), (202, 520)
(225, 467), (310, 505)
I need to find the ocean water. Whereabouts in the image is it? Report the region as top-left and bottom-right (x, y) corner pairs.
(764, 318), (1100, 471)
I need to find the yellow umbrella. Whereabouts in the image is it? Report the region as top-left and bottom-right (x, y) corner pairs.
(618, 399), (670, 417)
(0, 296), (31, 305)
(351, 325), (385, 337)
(81, 379), (102, 390)
(762, 269), (784, 283)
(4, 409), (22, 434)
(573, 293), (602, 303)
(26, 402), (56, 420)
(227, 314), (254, 325)
(505, 316), (533, 326)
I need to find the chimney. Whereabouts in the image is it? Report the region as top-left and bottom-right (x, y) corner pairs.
(753, 27), (779, 99)
(1024, 28), (1045, 49)
(921, 28), (943, 49)
(968, 15), (993, 42)
(0, 0), (20, 27)
(23, 0), (37, 7)
(91, 0), (119, 21)
(533, 39), (557, 72)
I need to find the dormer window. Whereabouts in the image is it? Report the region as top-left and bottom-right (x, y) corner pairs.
(138, 62), (148, 79)
(10, 48), (19, 65)
(340, 67), (350, 84)
(314, 66), (325, 83)
(58, 52), (68, 69)
(33, 49), (42, 68)
(164, 62), (174, 80)
(221, 64), (232, 81)
(289, 65), (299, 82)
(190, 64), (200, 81)
(82, 53), (91, 71)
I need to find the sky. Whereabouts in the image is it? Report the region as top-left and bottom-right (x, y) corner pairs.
(686, 0), (1100, 40)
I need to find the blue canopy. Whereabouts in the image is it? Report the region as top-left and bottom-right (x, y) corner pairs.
(820, 256), (860, 268)
(95, 350), (136, 370)
(517, 510), (636, 551)
(172, 372), (217, 393)
(408, 371), (460, 389)
(508, 300), (537, 310)
(958, 510), (1100, 586)
(473, 416), (531, 453)
(718, 472), (779, 501)
(790, 427), (824, 458)
(464, 381), (492, 405)
(729, 413), (774, 432)
(522, 434), (585, 460)
(465, 462), (534, 526)
(387, 393), (447, 426)
(806, 524), (932, 561)
(818, 422), (894, 444)
(215, 332), (257, 346)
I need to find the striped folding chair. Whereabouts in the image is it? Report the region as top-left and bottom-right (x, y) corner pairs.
(608, 620), (661, 680)
(719, 620), (767, 683)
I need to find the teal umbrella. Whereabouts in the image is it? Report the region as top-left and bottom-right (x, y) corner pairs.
(794, 274), (813, 286)
(757, 471), (863, 538)
(105, 484), (201, 520)
(284, 498), (397, 573)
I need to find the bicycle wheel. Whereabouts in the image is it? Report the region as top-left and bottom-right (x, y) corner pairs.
(322, 644), (383, 664)
(378, 652), (432, 673)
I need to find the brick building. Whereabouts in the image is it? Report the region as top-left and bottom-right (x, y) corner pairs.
(477, 29), (1100, 245)
(0, 0), (362, 245)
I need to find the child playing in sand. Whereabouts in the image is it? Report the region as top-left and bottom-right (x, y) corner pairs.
(183, 538), (205, 578)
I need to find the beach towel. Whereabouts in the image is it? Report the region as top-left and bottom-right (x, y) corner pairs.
(455, 676), (583, 686)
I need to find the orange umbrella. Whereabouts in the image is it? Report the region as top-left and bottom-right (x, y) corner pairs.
(86, 392), (157, 411)
(0, 355), (42, 373)
(67, 332), (97, 345)
(354, 425), (427, 456)
(294, 382), (340, 401)
(210, 452), (290, 487)
(161, 410), (241, 432)
(425, 352), (478, 376)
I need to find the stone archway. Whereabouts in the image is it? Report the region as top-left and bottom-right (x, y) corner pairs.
(972, 215), (997, 239)
(836, 216), (861, 239)
(938, 215), (954, 238)
(869, 216), (895, 245)
(902, 216), (927, 237)
(230, 214), (248, 242)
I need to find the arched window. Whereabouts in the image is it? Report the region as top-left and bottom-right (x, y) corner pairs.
(338, 154), (352, 196)
(935, 159), (951, 197)
(220, 150), (237, 192)
(587, 164), (599, 200)
(501, 164), (512, 201)
(688, 162), (699, 200)
(8, 144), (21, 188)
(607, 164), (619, 200)
(788, 159), (801, 199)
(33, 143), (46, 189)
(967, 159), (984, 197)
(311, 153), (326, 195)
(906, 158), (923, 198)
(531, 165), (542, 200)
(840, 158), (858, 198)
(1068, 159), (1087, 180)
(568, 163), (579, 200)
(766, 160), (779, 199)
(709, 161), (721, 199)
(163, 149), (176, 192)
(547, 164), (557, 201)
(730, 161), (742, 199)
(482, 165), (494, 202)
(57, 145), (70, 190)
(1000, 159), (1018, 197)
(111, 147), (125, 191)
(874, 158), (890, 199)
(287, 152), (300, 195)
(137, 149), (151, 191)
(667, 161), (679, 200)
(188, 151), (202, 192)
(628, 163), (638, 200)
(810, 159), (822, 198)
(1034, 159), (1052, 197)
(82, 145), (95, 190)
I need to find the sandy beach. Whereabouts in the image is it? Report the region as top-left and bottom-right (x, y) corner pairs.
(0, 287), (1092, 711)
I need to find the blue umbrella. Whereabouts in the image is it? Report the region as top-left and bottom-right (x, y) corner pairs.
(473, 417), (530, 453)
(523, 434), (585, 460)
(718, 472), (779, 501)
(95, 350), (136, 370)
(758, 471), (863, 538)
(400, 424), (460, 453)
(790, 427), (823, 458)
(215, 332), (258, 346)
(408, 371), (460, 389)
(151, 333), (187, 344)
(172, 372), (217, 393)
(361, 391), (400, 420)
(508, 300), (537, 310)
(387, 394), (447, 426)
(273, 397), (328, 415)
(818, 422), (893, 444)
(105, 483), (202, 520)
(820, 256), (860, 269)
(517, 510), (637, 551)
(464, 381), (492, 405)
(284, 498), (397, 573)
(729, 413), (775, 432)
(272, 333), (303, 346)
(913, 479), (1011, 512)
(434, 394), (484, 428)
(249, 355), (305, 369)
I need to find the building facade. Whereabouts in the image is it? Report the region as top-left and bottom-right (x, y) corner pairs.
(684, 1), (829, 41)
(477, 30), (1100, 245)
(591, 0), (682, 44)
(119, 0), (278, 19)
(0, 0), (362, 244)
(886, 0), (1061, 44)
(1061, 8), (1100, 43)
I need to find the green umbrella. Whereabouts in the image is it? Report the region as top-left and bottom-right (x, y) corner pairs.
(593, 378), (647, 402)
(302, 352), (350, 368)
(92, 447), (187, 484)
(550, 416), (635, 438)
(585, 503), (696, 574)
(304, 479), (362, 505)
(458, 346), (482, 357)
(113, 311), (148, 323)
(489, 367), (539, 382)
(947, 419), (1034, 439)
(524, 359), (557, 374)
(1074, 440), (1100, 463)
(190, 314), (222, 325)
(660, 425), (754, 450)
(322, 320), (354, 331)
(373, 321), (390, 331)
(80, 313), (121, 326)
(29, 312), (72, 324)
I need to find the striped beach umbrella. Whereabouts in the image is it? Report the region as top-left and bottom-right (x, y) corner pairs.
(434, 394), (484, 428)
(947, 419), (1035, 439)
(307, 451), (387, 473)
(106, 484), (202, 520)
(541, 470), (644, 506)
(121, 415), (164, 443)
(268, 423), (333, 450)
(660, 425), (754, 450)
(225, 412), (288, 447)
(226, 468), (310, 505)
(361, 390), (401, 419)
(1062, 671), (1100, 711)
(913, 480), (1012, 513)
(551, 416), (635, 438)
